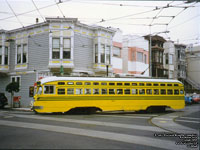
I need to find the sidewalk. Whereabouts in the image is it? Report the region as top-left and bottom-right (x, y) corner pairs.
(12, 107), (32, 112)
(4, 105), (32, 112)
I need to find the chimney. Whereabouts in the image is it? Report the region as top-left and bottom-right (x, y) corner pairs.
(36, 18), (39, 24)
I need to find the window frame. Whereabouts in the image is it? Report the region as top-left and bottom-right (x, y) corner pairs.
(57, 88), (65, 95)
(44, 85), (55, 94)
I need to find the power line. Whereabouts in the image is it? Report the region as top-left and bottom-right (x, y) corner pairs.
(31, 0), (46, 22)
(5, 0), (24, 27)
(168, 14), (200, 29)
(55, 0), (65, 18)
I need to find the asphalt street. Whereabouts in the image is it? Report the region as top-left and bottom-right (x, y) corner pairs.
(0, 103), (199, 150)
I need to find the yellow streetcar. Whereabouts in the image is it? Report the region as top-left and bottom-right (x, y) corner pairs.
(32, 76), (185, 113)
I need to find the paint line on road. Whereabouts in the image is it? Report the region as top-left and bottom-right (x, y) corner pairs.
(179, 117), (200, 120)
(13, 114), (165, 132)
(95, 114), (151, 119)
(175, 119), (200, 124)
(0, 120), (190, 150)
(154, 118), (172, 121)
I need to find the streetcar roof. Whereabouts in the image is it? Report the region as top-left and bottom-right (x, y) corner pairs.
(40, 76), (183, 84)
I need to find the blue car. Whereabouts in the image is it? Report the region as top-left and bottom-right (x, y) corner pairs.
(185, 95), (192, 104)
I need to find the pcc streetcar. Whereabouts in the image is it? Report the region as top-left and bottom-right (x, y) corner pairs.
(32, 76), (185, 113)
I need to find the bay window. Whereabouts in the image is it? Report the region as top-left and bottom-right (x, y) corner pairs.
(16, 44), (27, 64)
(22, 44), (27, 63)
(95, 44), (98, 63)
(106, 45), (111, 64)
(52, 38), (71, 59)
(100, 44), (105, 63)
(52, 38), (60, 59)
(17, 45), (22, 64)
(63, 38), (71, 59)
(0, 46), (2, 64)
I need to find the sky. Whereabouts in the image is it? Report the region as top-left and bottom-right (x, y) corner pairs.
(0, 0), (199, 46)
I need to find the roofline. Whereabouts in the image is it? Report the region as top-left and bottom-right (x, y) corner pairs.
(7, 22), (48, 34)
(3, 17), (115, 34)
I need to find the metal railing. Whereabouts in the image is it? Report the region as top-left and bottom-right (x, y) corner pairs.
(185, 76), (200, 90)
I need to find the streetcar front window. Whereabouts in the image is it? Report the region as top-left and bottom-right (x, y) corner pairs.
(37, 86), (42, 95)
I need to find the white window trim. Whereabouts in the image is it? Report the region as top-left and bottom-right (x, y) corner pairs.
(10, 76), (21, 87)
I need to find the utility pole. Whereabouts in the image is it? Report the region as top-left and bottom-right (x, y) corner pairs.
(149, 26), (152, 78)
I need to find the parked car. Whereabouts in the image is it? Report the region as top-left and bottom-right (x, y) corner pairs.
(185, 95), (192, 105)
(0, 93), (8, 108)
(192, 94), (200, 103)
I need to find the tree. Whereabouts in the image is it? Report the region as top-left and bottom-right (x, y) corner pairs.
(5, 82), (20, 108)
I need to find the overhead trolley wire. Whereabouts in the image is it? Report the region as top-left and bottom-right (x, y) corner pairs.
(31, 0), (46, 22)
(5, 0), (24, 27)
(55, 0), (66, 18)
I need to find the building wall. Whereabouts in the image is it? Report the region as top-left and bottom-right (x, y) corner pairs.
(123, 35), (149, 76)
(112, 29), (123, 74)
(175, 44), (186, 80)
(186, 46), (200, 85)
(74, 33), (93, 72)
(28, 32), (49, 72)
(164, 41), (176, 79)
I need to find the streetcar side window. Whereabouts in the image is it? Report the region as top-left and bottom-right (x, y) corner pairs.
(139, 89), (145, 95)
(101, 89), (107, 95)
(124, 89), (131, 95)
(85, 82), (91, 85)
(67, 88), (74, 95)
(109, 89), (115, 94)
(146, 89), (152, 95)
(167, 89), (173, 95)
(57, 88), (65, 95)
(109, 83), (115, 86)
(67, 82), (74, 85)
(85, 89), (91, 95)
(117, 83), (123, 86)
(44, 85), (54, 94)
(124, 83), (130, 86)
(167, 84), (172, 87)
(132, 89), (138, 95)
(153, 89), (159, 95)
(76, 82), (82, 85)
(117, 89), (123, 95)
(132, 83), (137, 86)
(146, 83), (152, 86)
(93, 89), (99, 95)
(58, 82), (65, 85)
(160, 84), (165, 86)
(93, 82), (99, 85)
(180, 89), (184, 95)
(160, 89), (166, 95)
(153, 83), (159, 86)
(139, 83), (145, 86)
(174, 89), (179, 95)
(76, 88), (83, 95)
(101, 82), (107, 85)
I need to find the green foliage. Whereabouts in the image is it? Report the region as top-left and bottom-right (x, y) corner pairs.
(6, 82), (20, 93)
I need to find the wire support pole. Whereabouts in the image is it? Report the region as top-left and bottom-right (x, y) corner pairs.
(149, 26), (152, 78)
